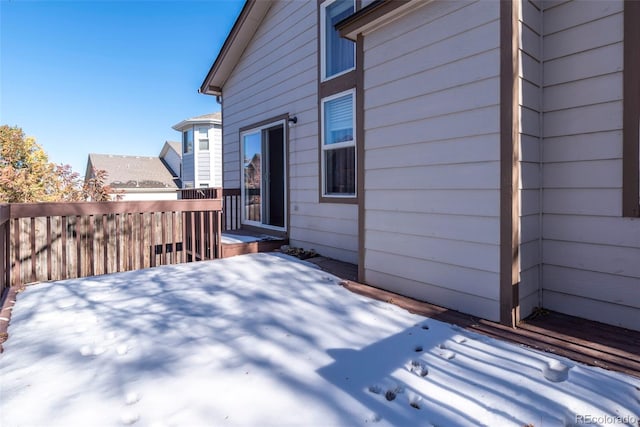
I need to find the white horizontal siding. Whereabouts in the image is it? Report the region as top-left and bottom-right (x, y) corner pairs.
(362, 0), (501, 321)
(540, 0), (640, 330)
(518, 0), (542, 317)
(221, 0), (357, 262)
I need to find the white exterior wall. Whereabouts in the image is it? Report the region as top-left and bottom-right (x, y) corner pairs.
(211, 125), (223, 188)
(182, 152), (195, 187)
(222, 0), (358, 263)
(518, 0), (543, 318)
(361, 0), (502, 321)
(180, 123), (222, 188)
(541, 0), (640, 330)
(161, 148), (182, 180)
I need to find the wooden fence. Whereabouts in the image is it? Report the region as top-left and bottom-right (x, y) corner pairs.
(180, 187), (241, 231)
(1, 204), (10, 293)
(1, 198), (222, 291)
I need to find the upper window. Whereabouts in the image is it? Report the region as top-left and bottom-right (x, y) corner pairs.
(198, 127), (209, 151)
(321, 0), (355, 81)
(182, 129), (193, 154)
(322, 90), (355, 196)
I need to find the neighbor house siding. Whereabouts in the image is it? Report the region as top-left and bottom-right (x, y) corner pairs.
(540, 0), (640, 330)
(182, 152), (195, 186)
(198, 155), (211, 182)
(212, 125), (223, 187)
(162, 149), (181, 179)
(518, 0), (543, 318)
(222, 0), (358, 262)
(361, 0), (502, 320)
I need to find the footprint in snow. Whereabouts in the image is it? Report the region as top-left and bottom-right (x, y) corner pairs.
(408, 360), (429, 377)
(368, 385), (382, 395)
(437, 344), (456, 360)
(366, 413), (381, 423)
(125, 392), (141, 405)
(384, 385), (404, 402)
(452, 336), (467, 344)
(542, 360), (571, 382)
(120, 411), (139, 425)
(116, 344), (129, 356)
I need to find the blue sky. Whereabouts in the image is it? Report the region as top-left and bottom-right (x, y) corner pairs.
(0, 0), (244, 176)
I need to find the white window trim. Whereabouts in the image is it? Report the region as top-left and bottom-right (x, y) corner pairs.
(239, 119), (288, 231)
(321, 89), (356, 198)
(320, 0), (356, 82)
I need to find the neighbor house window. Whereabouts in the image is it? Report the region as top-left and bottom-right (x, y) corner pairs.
(322, 90), (355, 196)
(321, 0), (355, 81)
(198, 127), (209, 151)
(183, 129), (193, 154)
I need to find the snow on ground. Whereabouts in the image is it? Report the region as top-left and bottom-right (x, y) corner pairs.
(1, 253), (639, 427)
(220, 233), (281, 244)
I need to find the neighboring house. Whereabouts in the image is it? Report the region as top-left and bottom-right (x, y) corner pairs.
(159, 141), (183, 184)
(199, 0), (640, 331)
(172, 112), (222, 188)
(85, 149), (180, 200)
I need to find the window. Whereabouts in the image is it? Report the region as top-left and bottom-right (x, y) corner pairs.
(182, 129), (193, 154)
(321, 0), (355, 81)
(198, 127), (209, 151)
(322, 90), (355, 196)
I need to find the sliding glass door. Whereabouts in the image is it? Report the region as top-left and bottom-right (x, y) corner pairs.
(241, 121), (286, 230)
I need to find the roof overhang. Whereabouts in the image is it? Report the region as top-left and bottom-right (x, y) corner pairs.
(171, 116), (221, 131)
(336, 0), (426, 41)
(199, 0), (273, 96)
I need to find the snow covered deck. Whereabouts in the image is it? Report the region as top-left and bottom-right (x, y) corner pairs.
(220, 230), (287, 258)
(1, 253), (639, 426)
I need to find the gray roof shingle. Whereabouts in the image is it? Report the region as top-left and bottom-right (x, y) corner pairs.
(87, 154), (178, 189)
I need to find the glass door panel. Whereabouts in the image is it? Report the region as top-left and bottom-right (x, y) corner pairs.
(243, 132), (261, 223)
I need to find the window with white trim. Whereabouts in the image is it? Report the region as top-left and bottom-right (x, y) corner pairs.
(321, 0), (355, 81)
(322, 90), (355, 196)
(198, 127), (209, 151)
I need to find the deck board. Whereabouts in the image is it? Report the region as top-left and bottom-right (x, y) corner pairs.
(307, 256), (640, 379)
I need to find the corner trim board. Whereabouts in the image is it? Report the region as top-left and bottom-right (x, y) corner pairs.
(623, 0), (640, 218)
(499, 0), (521, 327)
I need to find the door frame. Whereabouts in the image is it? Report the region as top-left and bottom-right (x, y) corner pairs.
(239, 115), (289, 233)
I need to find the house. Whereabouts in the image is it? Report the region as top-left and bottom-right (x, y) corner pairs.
(85, 143), (181, 200)
(199, 0), (640, 331)
(159, 141), (183, 185)
(172, 112), (222, 189)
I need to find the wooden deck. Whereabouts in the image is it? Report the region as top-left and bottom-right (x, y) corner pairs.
(307, 256), (640, 379)
(221, 229), (288, 258)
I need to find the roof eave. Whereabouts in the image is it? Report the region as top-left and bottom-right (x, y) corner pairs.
(199, 0), (273, 96)
(171, 117), (222, 131)
(337, 0), (419, 41)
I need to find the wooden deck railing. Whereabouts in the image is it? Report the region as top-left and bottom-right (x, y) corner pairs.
(222, 188), (241, 231)
(0, 198), (222, 291)
(1, 204), (10, 293)
(180, 187), (241, 231)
